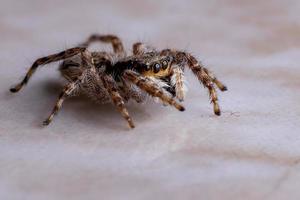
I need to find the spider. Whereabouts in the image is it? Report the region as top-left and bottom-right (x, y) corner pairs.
(10, 34), (227, 128)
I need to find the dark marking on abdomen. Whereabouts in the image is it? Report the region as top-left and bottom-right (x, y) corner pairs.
(60, 61), (80, 70)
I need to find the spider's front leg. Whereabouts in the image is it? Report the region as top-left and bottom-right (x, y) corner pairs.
(10, 47), (86, 93)
(202, 68), (227, 92)
(162, 49), (227, 115)
(123, 70), (185, 111)
(185, 53), (227, 115)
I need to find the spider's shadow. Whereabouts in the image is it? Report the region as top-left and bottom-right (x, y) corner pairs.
(40, 79), (152, 131)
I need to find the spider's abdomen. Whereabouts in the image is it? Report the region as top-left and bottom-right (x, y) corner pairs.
(59, 56), (83, 82)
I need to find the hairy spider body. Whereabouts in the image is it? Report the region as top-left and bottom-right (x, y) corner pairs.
(10, 34), (227, 128)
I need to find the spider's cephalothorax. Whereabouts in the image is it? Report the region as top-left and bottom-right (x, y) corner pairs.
(10, 34), (227, 128)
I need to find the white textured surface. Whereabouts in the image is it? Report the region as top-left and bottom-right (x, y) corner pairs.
(1, 0), (300, 199)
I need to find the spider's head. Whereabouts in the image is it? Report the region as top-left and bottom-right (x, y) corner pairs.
(135, 54), (173, 78)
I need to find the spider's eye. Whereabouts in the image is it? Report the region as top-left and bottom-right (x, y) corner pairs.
(162, 60), (168, 69)
(166, 56), (171, 62)
(143, 64), (150, 71)
(153, 63), (161, 73)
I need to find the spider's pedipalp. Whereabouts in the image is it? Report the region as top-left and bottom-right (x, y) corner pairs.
(10, 47), (86, 93)
(81, 34), (125, 55)
(101, 75), (135, 129)
(123, 70), (185, 112)
(170, 66), (186, 101)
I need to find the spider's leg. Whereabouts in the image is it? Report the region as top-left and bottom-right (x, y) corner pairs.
(81, 34), (124, 55)
(123, 70), (185, 112)
(202, 68), (227, 91)
(10, 47), (86, 93)
(43, 51), (94, 125)
(101, 75), (135, 129)
(170, 66), (186, 101)
(162, 49), (226, 115)
(132, 42), (156, 55)
(43, 72), (85, 125)
(185, 53), (223, 115)
(132, 42), (146, 55)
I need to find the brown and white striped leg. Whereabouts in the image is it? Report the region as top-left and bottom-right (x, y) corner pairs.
(101, 75), (135, 128)
(161, 49), (226, 115)
(44, 51), (93, 125)
(161, 49), (226, 90)
(132, 42), (145, 55)
(202, 68), (227, 91)
(43, 77), (84, 125)
(171, 66), (186, 101)
(186, 55), (222, 115)
(132, 42), (155, 55)
(10, 47), (86, 93)
(123, 70), (185, 111)
(81, 34), (125, 55)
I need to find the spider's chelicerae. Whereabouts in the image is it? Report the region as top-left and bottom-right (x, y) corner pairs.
(10, 34), (227, 128)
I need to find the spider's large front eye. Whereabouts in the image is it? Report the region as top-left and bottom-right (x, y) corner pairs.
(153, 63), (161, 73)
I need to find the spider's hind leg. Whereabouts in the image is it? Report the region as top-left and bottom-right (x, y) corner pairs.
(43, 51), (93, 125)
(10, 47), (86, 93)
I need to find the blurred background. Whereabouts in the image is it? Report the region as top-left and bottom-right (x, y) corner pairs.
(1, 0), (300, 199)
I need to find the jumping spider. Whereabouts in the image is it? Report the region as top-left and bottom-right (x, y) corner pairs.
(10, 34), (227, 128)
